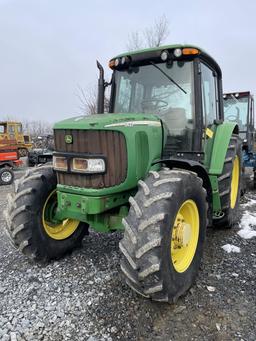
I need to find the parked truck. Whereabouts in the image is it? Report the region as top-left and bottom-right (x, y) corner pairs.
(5, 45), (242, 303)
(0, 121), (32, 157)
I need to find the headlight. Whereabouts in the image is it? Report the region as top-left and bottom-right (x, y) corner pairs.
(53, 156), (68, 171)
(72, 158), (105, 173)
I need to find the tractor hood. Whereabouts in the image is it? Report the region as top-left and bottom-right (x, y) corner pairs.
(53, 112), (164, 197)
(53, 113), (161, 130)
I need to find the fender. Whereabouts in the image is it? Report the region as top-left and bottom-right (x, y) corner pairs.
(153, 158), (213, 219)
(0, 161), (13, 168)
(208, 122), (239, 175)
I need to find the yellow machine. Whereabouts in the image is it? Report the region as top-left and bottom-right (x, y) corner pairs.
(0, 121), (32, 156)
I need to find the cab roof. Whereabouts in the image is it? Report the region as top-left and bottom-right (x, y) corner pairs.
(111, 44), (222, 77)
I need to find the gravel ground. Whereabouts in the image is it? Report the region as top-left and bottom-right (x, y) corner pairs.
(0, 169), (256, 340)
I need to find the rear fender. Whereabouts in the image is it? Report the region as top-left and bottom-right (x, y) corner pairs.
(208, 122), (239, 175)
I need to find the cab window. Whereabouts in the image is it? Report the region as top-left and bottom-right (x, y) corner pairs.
(201, 63), (218, 127)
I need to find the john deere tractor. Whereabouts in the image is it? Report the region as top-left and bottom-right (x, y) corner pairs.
(5, 45), (242, 303)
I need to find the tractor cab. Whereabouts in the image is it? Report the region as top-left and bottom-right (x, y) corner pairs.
(108, 45), (224, 161)
(223, 92), (255, 152)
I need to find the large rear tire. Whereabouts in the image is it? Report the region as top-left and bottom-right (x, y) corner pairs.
(4, 165), (88, 262)
(119, 169), (207, 303)
(213, 135), (242, 228)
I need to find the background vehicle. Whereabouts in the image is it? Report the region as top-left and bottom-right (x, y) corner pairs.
(0, 121), (32, 157)
(223, 91), (256, 187)
(28, 135), (54, 166)
(5, 45), (242, 303)
(0, 147), (23, 185)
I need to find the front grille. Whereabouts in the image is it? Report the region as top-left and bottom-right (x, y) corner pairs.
(54, 129), (127, 188)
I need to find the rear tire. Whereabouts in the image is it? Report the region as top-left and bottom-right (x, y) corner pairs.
(4, 165), (88, 262)
(119, 169), (207, 303)
(213, 135), (242, 228)
(0, 168), (14, 185)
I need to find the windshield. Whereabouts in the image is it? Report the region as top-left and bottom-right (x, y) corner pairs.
(113, 61), (194, 117)
(112, 61), (195, 151)
(223, 96), (249, 131)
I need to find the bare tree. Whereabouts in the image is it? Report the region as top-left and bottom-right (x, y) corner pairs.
(76, 15), (170, 115)
(126, 31), (144, 52)
(22, 119), (53, 137)
(126, 15), (170, 51)
(75, 84), (97, 115)
(76, 84), (110, 115)
(144, 15), (170, 48)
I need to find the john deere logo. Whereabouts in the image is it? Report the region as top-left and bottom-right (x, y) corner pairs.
(65, 135), (73, 144)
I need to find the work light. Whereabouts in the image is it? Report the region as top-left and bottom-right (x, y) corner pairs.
(161, 50), (169, 61)
(174, 48), (182, 58)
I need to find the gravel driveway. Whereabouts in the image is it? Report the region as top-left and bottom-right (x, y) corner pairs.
(0, 170), (255, 341)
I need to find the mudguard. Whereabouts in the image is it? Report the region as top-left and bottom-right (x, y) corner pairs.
(208, 122), (239, 175)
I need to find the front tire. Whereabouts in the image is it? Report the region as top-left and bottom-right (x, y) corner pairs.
(4, 165), (88, 262)
(119, 169), (207, 303)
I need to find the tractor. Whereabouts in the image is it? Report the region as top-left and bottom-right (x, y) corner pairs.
(5, 45), (242, 303)
(223, 91), (256, 187)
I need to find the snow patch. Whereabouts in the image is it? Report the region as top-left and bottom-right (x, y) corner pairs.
(221, 244), (241, 253)
(241, 198), (256, 208)
(238, 211), (256, 239)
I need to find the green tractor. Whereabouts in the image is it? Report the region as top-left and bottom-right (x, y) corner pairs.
(5, 45), (242, 303)
(223, 91), (256, 188)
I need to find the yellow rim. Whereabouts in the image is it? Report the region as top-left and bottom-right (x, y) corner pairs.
(42, 190), (79, 240)
(230, 156), (239, 209)
(171, 199), (199, 273)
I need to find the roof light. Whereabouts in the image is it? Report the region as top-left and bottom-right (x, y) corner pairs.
(121, 56), (127, 65)
(161, 50), (169, 61)
(174, 48), (182, 58)
(108, 60), (115, 69)
(182, 48), (200, 55)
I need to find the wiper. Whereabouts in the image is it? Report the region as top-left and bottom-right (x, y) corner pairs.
(149, 61), (187, 94)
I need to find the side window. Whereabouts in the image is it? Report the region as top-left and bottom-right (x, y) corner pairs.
(8, 125), (15, 133)
(132, 83), (144, 112)
(17, 124), (22, 133)
(115, 77), (132, 112)
(201, 63), (218, 127)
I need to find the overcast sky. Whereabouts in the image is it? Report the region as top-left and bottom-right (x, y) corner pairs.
(0, 0), (255, 123)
